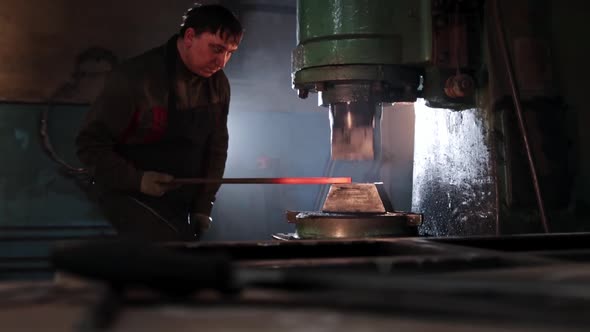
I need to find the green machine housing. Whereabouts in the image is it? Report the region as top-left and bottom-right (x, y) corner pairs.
(292, 0), (483, 160)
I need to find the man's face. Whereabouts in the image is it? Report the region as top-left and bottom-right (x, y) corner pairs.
(181, 28), (241, 77)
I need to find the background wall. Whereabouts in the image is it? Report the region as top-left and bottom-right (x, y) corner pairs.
(0, 0), (198, 103)
(548, 1), (590, 215)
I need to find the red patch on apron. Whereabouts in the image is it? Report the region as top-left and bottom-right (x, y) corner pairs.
(119, 108), (142, 144)
(143, 106), (168, 143)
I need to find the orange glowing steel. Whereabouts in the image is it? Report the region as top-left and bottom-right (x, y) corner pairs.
(173, 177), (352, 185)
(272, 177), (351, 184)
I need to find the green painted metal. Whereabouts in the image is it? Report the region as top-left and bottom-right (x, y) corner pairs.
(293, 64), (422, 89)
(293, 0), (432, 79)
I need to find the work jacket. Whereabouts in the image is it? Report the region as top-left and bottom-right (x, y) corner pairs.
(76, 35), (230, 235)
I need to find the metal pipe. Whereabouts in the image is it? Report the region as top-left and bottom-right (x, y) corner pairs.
(492, 0), (549, 233)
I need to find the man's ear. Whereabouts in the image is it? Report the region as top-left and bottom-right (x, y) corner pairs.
(183, 28), (196, 46)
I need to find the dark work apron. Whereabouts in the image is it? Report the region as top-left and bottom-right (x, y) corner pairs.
(109, 37), (221, 240)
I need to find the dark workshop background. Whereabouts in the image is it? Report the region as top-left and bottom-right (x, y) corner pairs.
(0, 0), (588, 251)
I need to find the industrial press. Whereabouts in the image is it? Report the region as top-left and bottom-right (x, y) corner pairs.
(285, 0), (567, 238)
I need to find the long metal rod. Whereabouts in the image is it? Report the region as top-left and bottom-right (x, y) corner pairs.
(492, 0), (549, 233)
(173, 177), (352, 185)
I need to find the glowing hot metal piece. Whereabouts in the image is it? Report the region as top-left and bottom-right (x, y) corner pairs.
(172, 177), (352, 185)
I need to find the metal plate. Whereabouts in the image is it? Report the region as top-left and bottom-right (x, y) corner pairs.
(288, 211), (422, 239)
(322, 183), (387, 213)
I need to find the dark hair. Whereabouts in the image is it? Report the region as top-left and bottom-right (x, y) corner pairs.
(180, 4), (243, 42)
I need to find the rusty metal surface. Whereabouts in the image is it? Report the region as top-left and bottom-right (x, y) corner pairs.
(412, 100), (497, 236)
(322, 183), (389, 214)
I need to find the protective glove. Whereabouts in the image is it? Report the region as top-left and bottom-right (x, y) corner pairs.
(190, 213), (212, 237)
(140, 171), (177, 197)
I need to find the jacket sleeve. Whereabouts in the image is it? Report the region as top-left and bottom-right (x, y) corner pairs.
(191, 81), (230, 216)
(76, 69), (143, 192)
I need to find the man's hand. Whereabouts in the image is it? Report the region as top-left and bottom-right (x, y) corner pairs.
(190, 213), (212, 236)
(140, 171), (178, 197)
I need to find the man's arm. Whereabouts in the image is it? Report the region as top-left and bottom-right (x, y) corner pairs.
(76, 69), (144, 192)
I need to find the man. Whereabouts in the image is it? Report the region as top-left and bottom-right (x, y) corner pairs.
(76, 4), (243, 241)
